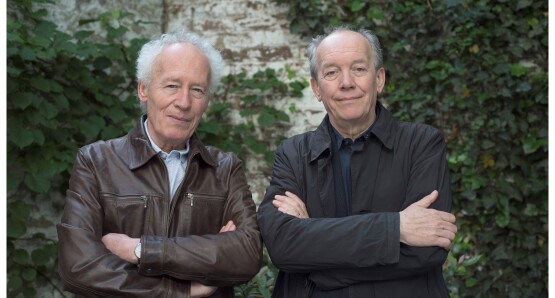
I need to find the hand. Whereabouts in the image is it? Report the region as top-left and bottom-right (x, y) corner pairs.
(191, 281), (218, 297)
(399, 190), (457, 249)
(101, 233), (140, 264)
(273, 191), (309, 218)
(189, 221), (236, 297)
(220, 220), (236, 232)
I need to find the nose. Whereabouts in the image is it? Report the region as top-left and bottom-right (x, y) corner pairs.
(339, 70), (355, 89)
(174, 89), (192, 110)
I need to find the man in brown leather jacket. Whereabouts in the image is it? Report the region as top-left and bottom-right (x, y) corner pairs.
(57, 29), (262, 297)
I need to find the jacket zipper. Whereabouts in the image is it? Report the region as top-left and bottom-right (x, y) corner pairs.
(141, 195), (148, 208)
(186, 193), (225, 207)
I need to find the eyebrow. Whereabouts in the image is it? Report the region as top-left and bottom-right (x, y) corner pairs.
(159, 76), (208, 87)
(321, 58), (370, 68)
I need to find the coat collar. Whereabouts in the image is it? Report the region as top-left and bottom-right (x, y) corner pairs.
(126, 115), (217, 170)
(308, 101), (396, 163)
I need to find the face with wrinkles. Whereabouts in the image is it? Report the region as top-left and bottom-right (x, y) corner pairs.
(138, 42), (210, 152)
(310, 30), (385, 138)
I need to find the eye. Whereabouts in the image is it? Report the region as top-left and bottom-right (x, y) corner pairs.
(323, 70), (340, 81)
(190, 87), (207, 99)
(352, 67), (369, 76)
(166, 84), (179, 89)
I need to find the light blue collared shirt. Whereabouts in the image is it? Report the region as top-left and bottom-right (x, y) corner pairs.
(144, 120), (189, 201)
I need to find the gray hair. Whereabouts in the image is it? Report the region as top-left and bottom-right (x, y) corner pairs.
(307, 26), (383, 80)
(136, 29), (224, 94)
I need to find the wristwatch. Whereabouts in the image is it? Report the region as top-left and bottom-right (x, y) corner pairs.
(134, 242), (142, 261)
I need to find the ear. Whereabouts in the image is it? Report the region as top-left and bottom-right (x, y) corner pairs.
(137, 81), (148, 103)
(376, 68), (386, 93)
(310, 78), (321, 101)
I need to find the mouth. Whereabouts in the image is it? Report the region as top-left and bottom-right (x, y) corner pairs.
(168, 115), (191, 123)
(337, 96), (361, 102)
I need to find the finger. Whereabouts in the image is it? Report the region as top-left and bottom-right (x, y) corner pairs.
(272, 199), (284, 208)
(433, 210), (456, 223)
(228, 221), (237, 231)
(275, 194), (299, 204)
(219, 220), (233, 232)
(277, 207), (299, 217)
(437, 228), (456, 241)
(284, 191), (302, 201)
(272, 196), (300, 209)
(437, 237), (452, 250)
(416, 190), (439, 208)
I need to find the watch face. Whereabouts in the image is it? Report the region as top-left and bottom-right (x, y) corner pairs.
(135, 243), (141, 259)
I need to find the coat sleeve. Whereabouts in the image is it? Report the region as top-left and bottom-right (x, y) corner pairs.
(257, 138), (402, 274)
(138, 154), (262, 287)
(57, 150), (190, 297)
(308, 126), (453, 289)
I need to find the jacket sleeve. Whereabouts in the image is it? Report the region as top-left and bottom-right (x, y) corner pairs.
(308, 126), (453, 289)
(257, 139), (402, 274)
(138, 154), (262, 287)
(57, 150), (190, 298)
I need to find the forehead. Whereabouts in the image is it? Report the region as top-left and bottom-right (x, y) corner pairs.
(153, 42), (210, 82)
(316, 31), (372, 67)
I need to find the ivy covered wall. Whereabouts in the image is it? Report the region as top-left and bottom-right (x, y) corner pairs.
(7, 0), (547, 297)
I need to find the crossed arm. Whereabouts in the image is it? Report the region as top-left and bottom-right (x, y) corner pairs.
(258, 126), (457, 289)
(273, 190), (457, 249)
(102, 221), (238, 297)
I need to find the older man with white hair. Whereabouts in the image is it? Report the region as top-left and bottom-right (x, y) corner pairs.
(57, 29), (262, 298)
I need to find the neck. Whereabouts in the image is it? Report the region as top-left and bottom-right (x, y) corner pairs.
(331, 114), (376, 140)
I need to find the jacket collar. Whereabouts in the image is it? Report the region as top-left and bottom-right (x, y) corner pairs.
(309, 101), (396, 163)
(126, 115), (217, 170)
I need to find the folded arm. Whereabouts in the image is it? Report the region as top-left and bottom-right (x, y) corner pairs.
(309, 127), (456, 289)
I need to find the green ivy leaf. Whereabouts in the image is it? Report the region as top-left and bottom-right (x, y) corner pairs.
(257, 110), (276, 126)
(22, 287), (37, 298)
(93, 56), (112, 70)
(31, 249), (50, 266)
(11, 92), (39, 110)
(509, 64), (528, 77)
(11, 248), (29, 265)
(20, 47), (36, 61)
(350, 1), (365, 12)
(462, 255), (481, 266)
(465, 277), (478, 288)
(524, 203), (539, 216)
(31, 129), (45, 146)
(21, 268), (37, 281)
(24, 172), (51, 193)
(29, 77), (51, 92)
(10, 129), (34, 149)
(7, 275), (23, 290)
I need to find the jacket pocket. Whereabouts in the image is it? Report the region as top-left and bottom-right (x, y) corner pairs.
(186, 192), (225, 235)
(100, 193), (152, 237)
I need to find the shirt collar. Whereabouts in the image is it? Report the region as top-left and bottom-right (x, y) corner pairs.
(329, 116), (375, 151)
(144, 119), (190, 161)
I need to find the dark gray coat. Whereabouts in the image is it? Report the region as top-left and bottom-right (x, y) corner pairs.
(257, 102), (451, 297)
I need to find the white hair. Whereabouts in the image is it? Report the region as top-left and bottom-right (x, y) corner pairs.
(136, 29), (224, 94)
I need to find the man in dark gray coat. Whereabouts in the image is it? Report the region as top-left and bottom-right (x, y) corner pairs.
(257, 26), (457, 297)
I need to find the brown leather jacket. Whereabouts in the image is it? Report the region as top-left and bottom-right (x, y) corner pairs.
(57, 116), (262, 297)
